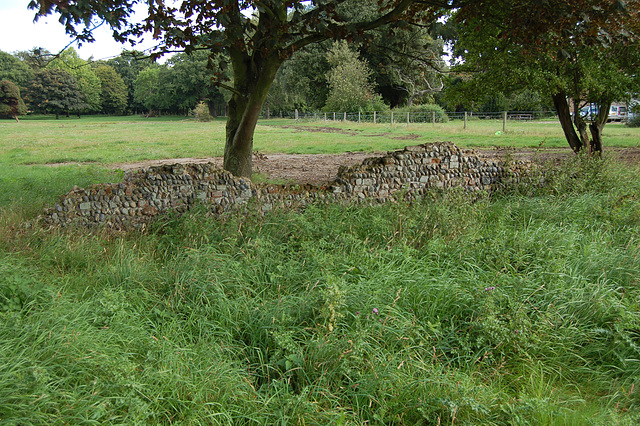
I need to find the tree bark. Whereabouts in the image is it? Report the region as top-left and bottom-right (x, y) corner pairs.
(407, 93), (416, 108)
(553, 92), (583, 153)
(589, 100), (611, 154)
(589, 122), (604, 154)
(222, 55), (282, 178)
(572, 99), (589, 146)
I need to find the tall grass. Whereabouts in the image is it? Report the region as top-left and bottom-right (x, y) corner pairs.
(1, 154), (639, 424)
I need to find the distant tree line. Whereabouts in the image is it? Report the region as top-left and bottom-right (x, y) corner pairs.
(0, 18), (559, 123)
(0, 47), (227, 119)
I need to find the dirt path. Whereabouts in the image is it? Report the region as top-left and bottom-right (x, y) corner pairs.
(110, 146), (640, 186)
(112, 151), (381, 186)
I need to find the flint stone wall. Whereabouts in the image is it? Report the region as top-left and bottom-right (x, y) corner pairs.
(40, 142), (535, 229)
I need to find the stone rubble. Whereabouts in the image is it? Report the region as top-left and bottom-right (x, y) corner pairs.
(39, 142), (538, 229)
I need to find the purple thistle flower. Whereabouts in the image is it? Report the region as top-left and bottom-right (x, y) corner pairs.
(372, 308), (379, 315)
(484, 286), (496, 291)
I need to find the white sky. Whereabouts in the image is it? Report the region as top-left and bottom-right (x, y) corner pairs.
(0, 0), (156, 61)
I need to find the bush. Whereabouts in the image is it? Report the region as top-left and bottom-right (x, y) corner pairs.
(626, 114), (640, 128)
(0, 80), (28, 120)
(393, 103), (449, 123)
(192, 101), (212, 122)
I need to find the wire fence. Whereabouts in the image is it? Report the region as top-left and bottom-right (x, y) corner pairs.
(263, 109), (559, 127)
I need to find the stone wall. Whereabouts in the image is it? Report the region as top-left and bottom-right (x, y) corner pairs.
(39, 142), (535, 229)
(331, 142), (528, 200)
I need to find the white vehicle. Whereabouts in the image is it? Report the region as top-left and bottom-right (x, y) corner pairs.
(575, 102), (630, 122)
(608, 104), (627, 122)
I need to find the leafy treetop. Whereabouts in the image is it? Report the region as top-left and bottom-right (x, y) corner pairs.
(27, 68), (88, 118)
(0, 51), (34, 89)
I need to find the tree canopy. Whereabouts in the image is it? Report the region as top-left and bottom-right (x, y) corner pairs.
(0, 51), (34, 90)
(323, 41), (385, 113)
(48, 48), (102, 113)
(452, 0), (640, 153)
(95, 64), (128, 115)
(164, 51), (226, 116)
(26, 68), (87, 119)
(29, 0), (466, 177)
(133, 66), (162, 113)
(106, 52), (156, 113)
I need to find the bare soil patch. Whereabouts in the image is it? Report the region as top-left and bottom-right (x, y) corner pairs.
(279, 125), (361, 136)
(110, 146), (640, 187)
(112, 152), (376, 186)
(392, 134), (422, 140)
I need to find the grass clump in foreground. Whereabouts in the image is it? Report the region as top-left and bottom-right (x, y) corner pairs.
(1, 157), (640, 424)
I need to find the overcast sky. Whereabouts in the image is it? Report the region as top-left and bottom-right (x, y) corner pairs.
(0, 0), (156, 61)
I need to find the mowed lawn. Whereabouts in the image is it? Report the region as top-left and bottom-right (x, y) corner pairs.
(2, 115), (639, 166)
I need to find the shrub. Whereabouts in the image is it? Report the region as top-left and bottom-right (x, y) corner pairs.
(393, 103), (449, 123)
(192, 101), (212, 122)
(626, 114), (640, 128)
(0, 80), (28, 121)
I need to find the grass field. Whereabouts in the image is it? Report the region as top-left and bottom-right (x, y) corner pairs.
(1, 116), (640, 424)
(3, 115), (639, 166)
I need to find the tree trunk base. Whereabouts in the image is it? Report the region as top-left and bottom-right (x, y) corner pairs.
(223, 147), (253, 178)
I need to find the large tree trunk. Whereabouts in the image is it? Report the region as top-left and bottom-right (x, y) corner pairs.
(553, 92), (584, 153)
(589, 122), (604, 154)
(571, 98), (589, 146)
(223, 56), (282, 178)
(589, 100), (611, 154)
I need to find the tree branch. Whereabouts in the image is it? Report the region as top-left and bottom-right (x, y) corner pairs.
(215, 81), (242, 97)
(287, 0), (417, 53)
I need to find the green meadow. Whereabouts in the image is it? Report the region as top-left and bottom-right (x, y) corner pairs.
(1, 116), (640, 424)
(4, 115), (639, 166)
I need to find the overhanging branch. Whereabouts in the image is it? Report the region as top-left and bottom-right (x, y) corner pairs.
(216, 81), (243, 97)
